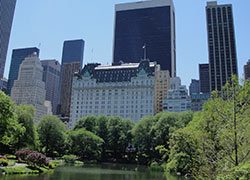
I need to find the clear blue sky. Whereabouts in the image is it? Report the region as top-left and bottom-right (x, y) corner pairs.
(5, 0), (250, 86)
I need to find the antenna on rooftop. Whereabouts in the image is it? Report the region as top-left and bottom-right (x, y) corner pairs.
(38, 43), (41, 48)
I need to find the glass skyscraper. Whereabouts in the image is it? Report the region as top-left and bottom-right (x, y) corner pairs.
(7, 47), (40, 95)
(206, 1), (238, 91)
(113, 0), (176, 77)
(199, 63), (210, 94)
(60, 39), (84, 117)
(0, 0), (17, 78)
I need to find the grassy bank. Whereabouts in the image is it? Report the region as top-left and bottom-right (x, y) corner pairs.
(0, 165), (51, 175)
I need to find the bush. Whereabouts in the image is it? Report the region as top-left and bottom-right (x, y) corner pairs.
(0, 158), (8, 166)
(217, 162), (250, 179)
(15, 149), (33, 161)
(48, 160), (63, 169)
(6, 154), (16, 159)
(26, 152), (49, 167)
(149, 161), (164, 172)
(62, 155), (78, 164)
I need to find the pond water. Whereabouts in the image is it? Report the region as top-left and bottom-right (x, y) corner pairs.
(0, 164), (180, 180)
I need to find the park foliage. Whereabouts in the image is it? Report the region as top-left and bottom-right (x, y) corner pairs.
(0, 76), (250, 178)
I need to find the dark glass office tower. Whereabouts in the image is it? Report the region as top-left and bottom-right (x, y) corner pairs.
(206, 1), (238, 91)
(113, 0), (176, 77)
(199, 64), (210, 93)
(7, 47), (40, 95)
(60, 39), (84, 117)
(0, 0), (17, 78)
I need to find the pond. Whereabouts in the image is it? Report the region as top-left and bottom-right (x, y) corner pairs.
(0, 164), (180, 180)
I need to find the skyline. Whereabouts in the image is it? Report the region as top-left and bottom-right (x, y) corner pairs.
(4, 0), (250, 86)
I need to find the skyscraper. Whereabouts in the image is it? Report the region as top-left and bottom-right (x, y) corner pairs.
(189, 79), (200, 95)
(60, 39), (84, 117)
(206, 1), (238, 91)
(244, 60), (250, 81)
(113, 0), (176, 77)
(7, 47), (40, 95)
(0, 0), (17, 78)
(199, 64), (210, 93)
(11, 53), (49, 123)
(41, 60), (61, 115)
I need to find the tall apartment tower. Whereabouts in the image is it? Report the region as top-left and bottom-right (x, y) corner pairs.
(113, 0), (176, 77)
(154, 70), (170, 113)
(7, 47), (40, 95)
(199, 64), (210, 93)
(244, 60), (250, 81)
(60, 39), (84, 117)
(206, 1), (238, 91)
(41, 60), (61, 115)
(11, 53), (49, 123)
(0, 0), (17, 78)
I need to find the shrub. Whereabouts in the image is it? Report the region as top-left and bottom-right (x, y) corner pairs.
(26, 152), (49, 167)
(6, 154), (16, 159)
(149, 161), (164, 172)
(62, 155), (78, 164)
(0, 158), (8, 166)
(15, 149), (33, 161)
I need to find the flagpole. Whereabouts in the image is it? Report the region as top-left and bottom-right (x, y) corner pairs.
(143, 44), (146, 60)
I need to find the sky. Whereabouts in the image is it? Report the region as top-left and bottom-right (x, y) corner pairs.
(4, 0), (250, 86)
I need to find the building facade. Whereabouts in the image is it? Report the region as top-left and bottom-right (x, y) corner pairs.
(69, 60), (159, 128)
(163, 77), (191, 112)
(0, 0), (17, 78)
(244, 60), (250, 80)
(60, 39), (84, 118)
(113, 0), (176, 77)
(199, 63), (210, 93)
(191, 93), (210, 111)
(7, 47), (40, 95)
(11, 53), (50, 123)
(189, 79), (200, 95)
(41, 60), (61, 114)
(206, 1), (238, 91)
(154, 70), (170, 113)
(0, 77), (7, 92)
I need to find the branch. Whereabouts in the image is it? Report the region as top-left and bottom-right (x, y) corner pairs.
(240, 150), (250, 163)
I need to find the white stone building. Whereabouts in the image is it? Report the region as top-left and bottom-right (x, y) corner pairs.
(69, 60), (160, 128)
(163, 77), (191, 112)
(11, 53), (51, 123)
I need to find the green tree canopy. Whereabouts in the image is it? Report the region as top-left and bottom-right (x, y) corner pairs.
(38, 115), (66, 157)
(0, 91), (24, 153)
(15, 105), (38, 149)
(165, 77), (250, 178)
(68, 129), (104, 160)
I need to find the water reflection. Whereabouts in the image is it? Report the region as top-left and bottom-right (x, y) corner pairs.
(0, 164), (179, 180)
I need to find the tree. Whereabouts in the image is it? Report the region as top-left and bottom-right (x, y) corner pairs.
(38, 115), (66, 157)
(68, 129), (104, 161)
(107, 116), (134, 161)
(74, 116), (98, 132)
(0, 91), (24, 153)
(96, 116), (109, 160)
(164, 77), (250, 178)
(15, 105), (38, 149)
(132, 116), (156, 164)
(132, 112), (193, 164)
